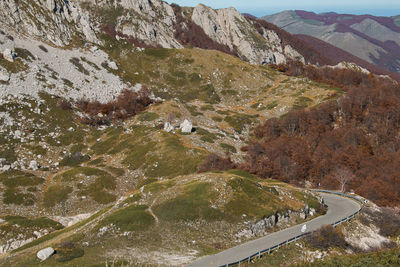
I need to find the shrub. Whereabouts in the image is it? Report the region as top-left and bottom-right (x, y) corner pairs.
(77, 87), (155, 126)
(38, 45), (48, 53)
(56, 98), (72, 110)
(197, 154), (236, 173)
(55, 242), (84, 262)
(306, 225), (347, 250)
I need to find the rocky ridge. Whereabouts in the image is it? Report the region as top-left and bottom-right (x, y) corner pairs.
(0, 0), (313, 66)
(0, 0), (98, 46)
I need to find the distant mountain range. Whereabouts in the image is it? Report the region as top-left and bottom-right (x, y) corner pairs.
(263, 10), (400, 74)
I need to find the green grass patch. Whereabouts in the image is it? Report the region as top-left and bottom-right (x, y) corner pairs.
(55, 167), (116, 204)
(154, 182), (225, 222)
(139, 112), (159, 122)
(196, 127), (218, 143)
(293, 96), (313, 110)
(14, 48), (35, 62)
(144, 180), (176, 194)
(266, 100), (279, 110)
(185, 104), (202, 116)
(220, 143), (237, 153)
(224, 113), (257, 133)
(99, 205), (154, 232)
(224, 177), (285, 221)
(3, 215), (63, 230)
(212, 116), (223, 122)
(144, 48), (171, 59)
(0, 171), (44, 206)
(227, 169), (256, 179)
(0, 56), (28, 73)
(43, 185), (73, 208)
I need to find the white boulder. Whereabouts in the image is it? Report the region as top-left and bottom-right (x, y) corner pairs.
(36, 247), (54, 261)
(0, 218), (5, 224)
(163, 122), (174, 132)
(0, 68), (10, 82)
(180, 119), (193, 133)
(3, 49), (16, 62)
(29, 160), (39, 170)
(108, 61), (118, 70)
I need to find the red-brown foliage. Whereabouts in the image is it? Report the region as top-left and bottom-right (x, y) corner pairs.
(197, 154), (237, 173)
(77, 87), (154, 126)
(242, 60), (400, 206)
(306, 225), (347, 249)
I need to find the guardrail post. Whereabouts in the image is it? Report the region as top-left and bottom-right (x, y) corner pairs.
(268, 248), (270, 254)
(258, 251), (261, 259)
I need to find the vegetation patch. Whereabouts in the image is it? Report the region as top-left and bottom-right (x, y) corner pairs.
(154, 182), (225, 222)
(293, 96), (313, 110)
(196, 127), (218, 143)
(139, 112), (160, 122)
(224, 113), (257, 133)
(224, 177), (285, 221)
(99, 205), (154, 232)
(220, 143), (237, 153)
(0, 171), (44, 206)
(43, 185), (73, 208)
(54, 242), (85, 262)
(3, 215), (63, 230)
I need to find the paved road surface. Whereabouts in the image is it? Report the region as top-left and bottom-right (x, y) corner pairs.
(187, 192), (360, 267)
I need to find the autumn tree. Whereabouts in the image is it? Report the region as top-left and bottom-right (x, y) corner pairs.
(332, 167), (354, 192)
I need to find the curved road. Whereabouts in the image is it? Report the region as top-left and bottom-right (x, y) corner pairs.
(187, 192), (361, 267)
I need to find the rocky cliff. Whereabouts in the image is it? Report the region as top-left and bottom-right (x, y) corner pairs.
(0, 0), (98, 46)
(0, 0), (321, 65)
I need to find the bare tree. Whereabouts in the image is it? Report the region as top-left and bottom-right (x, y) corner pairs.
(333, 167), (354, 192)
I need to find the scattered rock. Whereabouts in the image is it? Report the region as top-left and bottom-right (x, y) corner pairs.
(163, 122), (174, 132)
(36, 247), (55, 261)
(0, 68), (10, 82)
(0, 158), (11, 171)
(3, 49), (16, 62)
(29, 160), (39, 170)
(180, 119), (193, 133)
(0, 218), (5, 224)
(108, 61), (118, 70)
(2, 164), (11, 171)
(0, 158), (8, 167)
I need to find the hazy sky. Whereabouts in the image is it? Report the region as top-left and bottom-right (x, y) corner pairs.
(165, 0), (400, 17)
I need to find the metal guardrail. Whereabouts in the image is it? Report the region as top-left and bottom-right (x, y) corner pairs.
(220, 190), (364, 267)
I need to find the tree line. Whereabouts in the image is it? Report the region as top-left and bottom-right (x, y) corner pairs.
(200, 61), (400, 207)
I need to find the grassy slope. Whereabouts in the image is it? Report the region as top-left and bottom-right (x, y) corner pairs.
(0, 33), (341, 265)
(2, 172), (323, 266)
